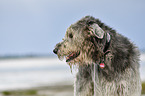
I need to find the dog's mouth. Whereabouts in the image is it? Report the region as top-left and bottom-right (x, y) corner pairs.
(66, 51), (80, 62)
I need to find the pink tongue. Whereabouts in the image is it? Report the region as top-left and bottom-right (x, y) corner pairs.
(70, 53), (74, 57)
(66, 53), (75, 62)
(68, 53), (75, 58)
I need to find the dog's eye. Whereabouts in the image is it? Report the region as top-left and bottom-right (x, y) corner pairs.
(69, 33), (73, 38)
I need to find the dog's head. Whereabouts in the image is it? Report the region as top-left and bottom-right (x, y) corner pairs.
(53, 16), (111, 66)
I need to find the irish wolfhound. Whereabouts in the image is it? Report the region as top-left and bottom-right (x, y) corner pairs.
(53, 16), (141, 96)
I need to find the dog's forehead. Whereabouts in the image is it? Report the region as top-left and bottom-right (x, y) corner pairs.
(66, 25), (78, 35)
(66, 26), (73, 35)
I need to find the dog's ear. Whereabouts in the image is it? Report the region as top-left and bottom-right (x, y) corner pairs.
(106, 32), (111, 43)
(89, 24), (104, 39)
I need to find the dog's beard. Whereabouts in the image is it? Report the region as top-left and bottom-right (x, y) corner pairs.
(58, 55), (64, 61)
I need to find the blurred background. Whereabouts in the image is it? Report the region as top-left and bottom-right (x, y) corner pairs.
(0, 0), (145, 96)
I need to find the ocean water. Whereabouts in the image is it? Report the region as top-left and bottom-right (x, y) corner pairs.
(0, 57), (74, 91)
(0, 54), (145, 91)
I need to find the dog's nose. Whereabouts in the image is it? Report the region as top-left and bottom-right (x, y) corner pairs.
(53, 48), (58, 54)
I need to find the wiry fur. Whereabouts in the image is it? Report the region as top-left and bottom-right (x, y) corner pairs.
(53, 16), (141, 96)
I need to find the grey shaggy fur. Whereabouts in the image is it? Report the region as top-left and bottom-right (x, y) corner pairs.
(53, 16), (141, 96)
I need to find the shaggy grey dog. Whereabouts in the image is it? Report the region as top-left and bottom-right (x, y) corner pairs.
(53, 16), (141, 96)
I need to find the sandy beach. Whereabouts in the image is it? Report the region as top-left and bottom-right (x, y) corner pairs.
(34, 84), (73, 96)
(0, 84), (74, 96)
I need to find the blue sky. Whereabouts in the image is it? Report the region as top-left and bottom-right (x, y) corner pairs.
(0, 0), (145, 56)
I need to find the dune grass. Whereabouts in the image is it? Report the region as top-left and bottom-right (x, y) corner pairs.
(142, 82), (145, 94)
(2, 90), (37, 96)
